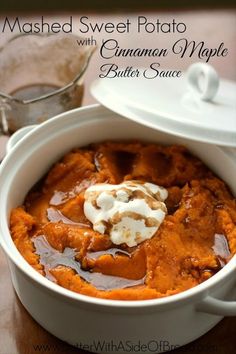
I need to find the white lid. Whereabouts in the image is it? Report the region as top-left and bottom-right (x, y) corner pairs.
(91, 63), (236, 147)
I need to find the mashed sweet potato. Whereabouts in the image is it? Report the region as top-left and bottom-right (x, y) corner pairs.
(10, 142), (236, 300)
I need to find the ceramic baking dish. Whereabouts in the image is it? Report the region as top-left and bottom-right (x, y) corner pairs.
(0, 104), (236, 354)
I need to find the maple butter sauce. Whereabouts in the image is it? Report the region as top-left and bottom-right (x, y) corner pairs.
(10, 142), (236, 300)
(32, 235), (145, 290)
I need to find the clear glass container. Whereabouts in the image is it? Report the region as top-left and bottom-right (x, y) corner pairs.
(0, 33), (94, 134)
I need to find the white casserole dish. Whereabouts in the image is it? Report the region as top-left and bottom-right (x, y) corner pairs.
(0, 104), (236, 354)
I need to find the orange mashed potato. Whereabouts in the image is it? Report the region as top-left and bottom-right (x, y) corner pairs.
(10, 142), (236, 300)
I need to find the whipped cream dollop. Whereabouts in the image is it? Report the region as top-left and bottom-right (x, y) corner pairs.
(83, 181), (168, 247)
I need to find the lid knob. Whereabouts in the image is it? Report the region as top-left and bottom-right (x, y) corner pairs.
(187, 63), (220, 101)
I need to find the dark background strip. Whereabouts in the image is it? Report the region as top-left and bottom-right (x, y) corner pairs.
(0, 0), (236, 13)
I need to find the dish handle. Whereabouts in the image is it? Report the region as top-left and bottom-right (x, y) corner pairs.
(196, 296), (236, 316)
(6, 125), (37, 154)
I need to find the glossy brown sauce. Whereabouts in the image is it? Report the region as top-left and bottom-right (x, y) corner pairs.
(47, 208), (89, 228)
(33, 235), (144, 290)
(87, 248), (131, 260)
(49, 190), (76, 206)
(50, 179), (96, 206)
